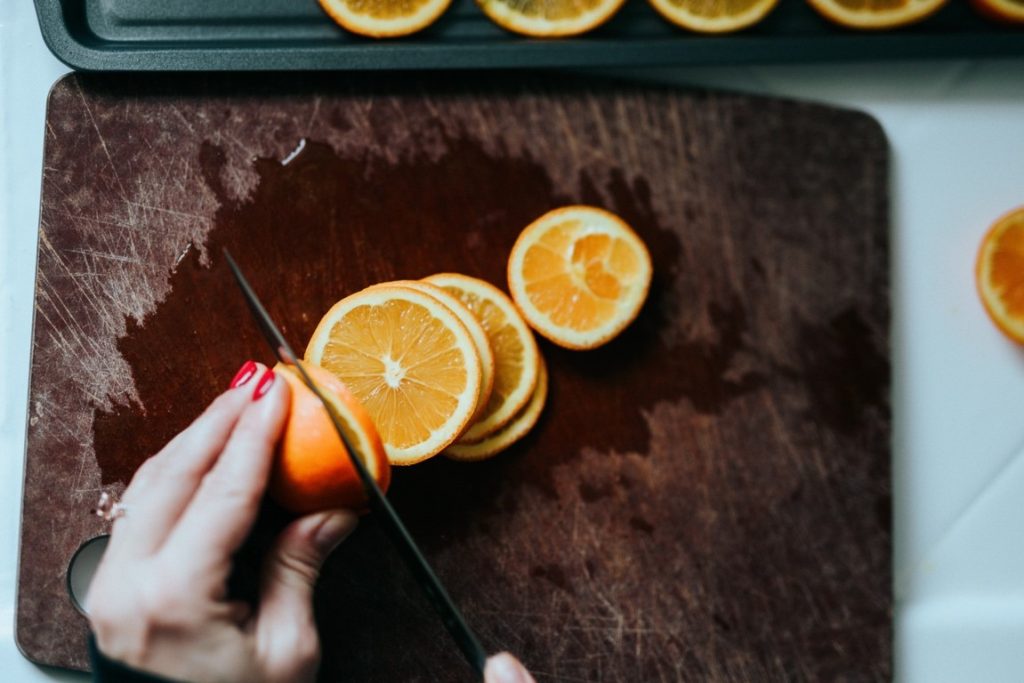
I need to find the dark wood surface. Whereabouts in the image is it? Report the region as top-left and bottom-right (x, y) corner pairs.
(18, 73), (891, 681)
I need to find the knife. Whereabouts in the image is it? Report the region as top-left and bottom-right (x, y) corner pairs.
(223, 249), (487, 678)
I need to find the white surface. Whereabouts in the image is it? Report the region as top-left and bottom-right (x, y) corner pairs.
(3, 0), (1024, 679)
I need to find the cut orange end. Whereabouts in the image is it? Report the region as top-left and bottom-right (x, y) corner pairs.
(476, 0), (626, 37)
(318, 0), (452, 37)
(270, 362), (390, 514)
(446, 357), (548, 462)
(507, 205), (652, 350)
(805, 0), (948, 29)
(648, 0), (780, 32)
(422, 273), (540, 443)
(977, 206), (1024, 345)
(369, 280), (496, 423)
(305, 285), (482, 465)
(970, 0), (1024, 23)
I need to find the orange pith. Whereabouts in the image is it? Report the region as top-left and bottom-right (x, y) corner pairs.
(508, 205), (652, 350)
(977, 207), (1024, 344)
(305, 285), (482, 465)
(270, 362), (390, 514)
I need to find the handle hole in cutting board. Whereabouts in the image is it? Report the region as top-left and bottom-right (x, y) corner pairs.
(67, 535), (110, 615)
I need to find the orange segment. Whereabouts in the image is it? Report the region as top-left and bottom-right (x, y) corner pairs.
(508, 205), (652, 350)
(423, 274), (540, 442)
(977, 207), (1024, 344)
(805, 0), (948, 29)
(319, 0), (453, 37)
(647, 0), (780, 32)
(446, 357), (548, 462)
(305, 285), (482, 465)
(270, 362), (390, 514)
(476, 0), (627, 37)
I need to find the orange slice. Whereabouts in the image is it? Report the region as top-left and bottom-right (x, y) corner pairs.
(970, 0), (1024, 23)
(977, 206), (1024, 344)
(368, 280), (496, 423)
(507, 205), (652, 350)
(446, 357), (548, 462)
(318, 0), (453, 38)
(475, 0), (626, 37)
(648, 0), (780, 32)
(271, 362), (390, 514)
(305, 285), (482, 465)
(805, 0), (948, 29)
(422, 274), (540, 442)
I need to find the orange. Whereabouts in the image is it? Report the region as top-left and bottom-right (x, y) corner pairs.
(475, 0), (626, 37)
(305, 285), (482, 465)
(970, 0), (1024, 23)
(318, 0), (452, 38)
(423, 273), (540, 443)
(647, 0), (780, 32)
(805, 0), (948, 29)
(507, 205), (652, 350)
(446, 357), (548, 462)
(368, 280), (496, 424)
(977, 206), (1024, 344)
(270, 362), (390, 514)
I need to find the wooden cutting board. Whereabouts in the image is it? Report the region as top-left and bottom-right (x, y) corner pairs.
(18, 73), (891, 681)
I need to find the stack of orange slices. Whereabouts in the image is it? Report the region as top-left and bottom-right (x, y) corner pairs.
(296, 205), (650, 480)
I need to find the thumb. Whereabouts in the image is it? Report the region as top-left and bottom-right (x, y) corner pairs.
(485, 652), (536, 683)
(256, 511), (357, 675)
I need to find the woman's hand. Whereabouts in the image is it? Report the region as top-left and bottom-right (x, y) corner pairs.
(86, 360), (538, 683)
(87, 362), (358, 683)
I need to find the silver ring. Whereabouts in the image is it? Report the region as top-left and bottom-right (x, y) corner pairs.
(94, 492), (129, 521)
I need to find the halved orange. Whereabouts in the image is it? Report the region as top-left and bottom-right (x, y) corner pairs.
(977, 206), (1024, 344)
(648, 0), (780, 33)
(270, 362), (390, 514)
(970, 0), (1024, 23)
(476, 0), (627, 37)
(507, 205), (652, 350)
(305, 285), (482, 465)
(423, 274), (540, 443)
(368, 279), (496, 423)
(805, 0), (948, 29)
(446, 357), (548, 462)
(319, 0), (453, 38)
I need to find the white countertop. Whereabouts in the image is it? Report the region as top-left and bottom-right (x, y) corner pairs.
(3, 0), (1024, 680)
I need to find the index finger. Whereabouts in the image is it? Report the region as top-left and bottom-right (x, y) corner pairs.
(161, 367), (290, 574)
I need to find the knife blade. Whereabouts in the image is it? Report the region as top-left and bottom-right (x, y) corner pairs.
(223, 249), (486, 678)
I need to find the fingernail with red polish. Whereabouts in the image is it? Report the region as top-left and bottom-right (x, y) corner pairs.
(253, 369), (275, 400)
(230, 360), (257, 389)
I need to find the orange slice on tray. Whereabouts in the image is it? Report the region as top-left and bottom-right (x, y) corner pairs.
(369, 280), (496, 423)
(446, 357), (548, 462)
(270, 362), (390, 514)
(319, 0), (453, 38)
(970, 0), (1024, 23)
(977, 206), (1024, 345)
(647, 0), (780, 33)
(305, 285), (482, 465)
(805, 0), (948, 29)
(423, 273), (540, 443)
(507, 205), (652, 350)
(475, 0), (627, 37)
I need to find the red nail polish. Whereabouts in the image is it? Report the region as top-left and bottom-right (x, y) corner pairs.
(253, 369), (275, 400)
(230, 360), (258, 389)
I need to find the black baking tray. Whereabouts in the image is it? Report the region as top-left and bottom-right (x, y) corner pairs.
(35, 0), (1024, 71)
